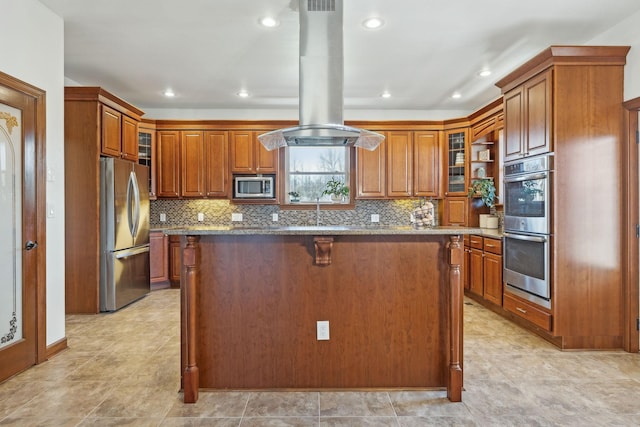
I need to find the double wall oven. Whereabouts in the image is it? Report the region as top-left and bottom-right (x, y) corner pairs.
(503, 154), (553, 309)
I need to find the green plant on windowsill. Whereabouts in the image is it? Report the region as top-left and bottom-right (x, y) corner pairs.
(467, 179), (497, 209)
(322, 177), (349, 202)
(288, 191), (300, 202)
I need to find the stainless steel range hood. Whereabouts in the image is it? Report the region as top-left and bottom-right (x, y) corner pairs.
(258, 0), (384, 151)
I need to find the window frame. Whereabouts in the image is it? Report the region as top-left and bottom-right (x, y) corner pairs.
(278, 146), (356, 210)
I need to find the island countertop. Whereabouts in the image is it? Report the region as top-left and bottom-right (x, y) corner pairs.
(161, 225), (484, 236)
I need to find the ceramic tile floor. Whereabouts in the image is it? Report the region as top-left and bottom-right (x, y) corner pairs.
(1, 289), (640, 426)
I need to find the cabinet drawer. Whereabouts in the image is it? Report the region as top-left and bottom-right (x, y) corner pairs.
(469, 235), (483, 249)
(504, 293), (552, 331)
(483, 237), (502, 255)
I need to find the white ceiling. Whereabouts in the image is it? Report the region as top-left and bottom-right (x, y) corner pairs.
(39, 0), (640, 116)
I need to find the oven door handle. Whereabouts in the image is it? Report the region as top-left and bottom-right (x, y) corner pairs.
(503, 232), (548, 243)
(505, 172), (548, 183)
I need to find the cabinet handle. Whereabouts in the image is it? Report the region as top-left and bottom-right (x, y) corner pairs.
(485, 243), (494, 248)
(516, 307), (527, 314)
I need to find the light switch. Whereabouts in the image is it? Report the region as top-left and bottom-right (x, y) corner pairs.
(272, 213), (279, 222)
(159, 213), (167, 222)
(197, 212), (204, 222)
(317, 320), (330, 340)
(232, 213), (243, 222)
(371, 214), (380, 223)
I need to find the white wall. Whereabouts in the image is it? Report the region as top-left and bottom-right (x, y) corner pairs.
(0, 0), (65, 346)
(588, 9), (640, 101)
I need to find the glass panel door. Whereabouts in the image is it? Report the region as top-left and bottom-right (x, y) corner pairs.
(0, 105), (22, 349)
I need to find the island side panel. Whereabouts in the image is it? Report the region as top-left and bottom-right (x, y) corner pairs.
(194, 234), (450, 389)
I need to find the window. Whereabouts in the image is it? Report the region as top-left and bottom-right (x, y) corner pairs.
(285, 146), (350, 203)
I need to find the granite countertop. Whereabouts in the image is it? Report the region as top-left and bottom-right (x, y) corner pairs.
(157, 225), (486, 236)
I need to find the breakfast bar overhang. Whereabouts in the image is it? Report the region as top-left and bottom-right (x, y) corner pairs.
(167, 226), (476, 403)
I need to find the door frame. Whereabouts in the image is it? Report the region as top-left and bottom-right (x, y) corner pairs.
(0, 71), (47, 368)
(623, 97), (640, 353)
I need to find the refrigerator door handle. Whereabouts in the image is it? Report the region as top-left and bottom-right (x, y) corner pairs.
(115, 244), (150, 260)
(127, 171), (141, 239)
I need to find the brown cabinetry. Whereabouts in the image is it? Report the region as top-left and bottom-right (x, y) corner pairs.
(63, 87), (144, 314)
(100, 103), (140, 161)
(503, 69), (552, 162)
(230, 130), (277, 173)
(150, 231), (169, 289)
(169, 235), (182, 286)
(357, 130), (440, 199)
(157, 130), (229, 198)
(156, 130), (181, 198)
(496, 46), (629, 349)
(442, 197), (468, 226)
(138, 122), (157, 199)
(464, 235), (503, 306)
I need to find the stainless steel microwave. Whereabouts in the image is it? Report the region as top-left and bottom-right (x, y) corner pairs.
(233, 175), (275, 198)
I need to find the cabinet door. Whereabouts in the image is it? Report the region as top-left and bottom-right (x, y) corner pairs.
(413, 131), (440, 197)
(157, 131), (181, 198)
(356, 138), (386, 198)
(525, 69), (552, 157)
(181, 131), (205, 197)
(469, 248), (484, 296)
(204, 131), (229, 197)
(442, 197), (468, 226)
(101, 105), (121, 157)
(169, 236), (181, 286)
(463, 245), (471, 291)
(444, 129), (468, 196)
(149, 231), (169, 285)
(121, 115), (139, 161)
(255, 136), (278, 173)
(138, 128), (156, 199)
(386, 131), (412, 197)
(230, 131), (255, 172)
(503, 87), (524, 162)
(483, 252), (503, 306)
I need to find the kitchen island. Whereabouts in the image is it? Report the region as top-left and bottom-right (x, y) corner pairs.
(165, 226), (477, 403)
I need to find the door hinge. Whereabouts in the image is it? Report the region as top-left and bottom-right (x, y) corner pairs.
(636, 130), (639, 144)
(637, 318), (640, 331)
(637, 224), (640, 238)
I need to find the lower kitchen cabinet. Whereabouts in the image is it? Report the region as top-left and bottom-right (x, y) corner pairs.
(150, 231), (169, 289)
(464, 234), (503, 306)
(169, 235), (182, 286)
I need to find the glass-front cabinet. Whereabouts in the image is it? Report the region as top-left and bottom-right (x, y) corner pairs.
(445, 129), (468, 196)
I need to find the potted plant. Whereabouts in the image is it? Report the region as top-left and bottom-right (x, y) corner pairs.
(468, 179), (497, 209)
(322, 177), (349, 203)
(288, 191), (300, 203)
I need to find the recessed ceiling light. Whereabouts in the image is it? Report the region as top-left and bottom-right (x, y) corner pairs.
(163, 89), (175, 97)
(259, 16), (279, 28)
(237, 89), (250, 98)
(362, 17), (384, 29)
(451, 92), (462, 99)
(479, 69), (492, 77)
(380, 91), (391, 98)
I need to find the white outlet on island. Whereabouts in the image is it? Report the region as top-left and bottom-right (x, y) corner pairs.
(317, 320), (330, 340)
(231, 213), (243, 222)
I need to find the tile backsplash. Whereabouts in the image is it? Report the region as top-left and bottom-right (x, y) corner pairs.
(150, 198), (440, 229)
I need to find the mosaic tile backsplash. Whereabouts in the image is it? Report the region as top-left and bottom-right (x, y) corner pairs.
(150, 199), (440, 229)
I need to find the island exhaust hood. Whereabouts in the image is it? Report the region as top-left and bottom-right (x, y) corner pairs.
(257, 0), (384, 151)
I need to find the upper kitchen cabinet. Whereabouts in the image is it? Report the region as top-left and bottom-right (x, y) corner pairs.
(443, 128), (468, 197)
(65, 87), (144, 162)
(138, 120), (157, 199)
(230, 130), (278, 173)
(181, 130), (229, 198)
(64, 87), (145, 314)
(468, 99), (504, 203)
(356, 129), (440, 199)
(501, 69), (551, 162)
(156, 130), (181, 198)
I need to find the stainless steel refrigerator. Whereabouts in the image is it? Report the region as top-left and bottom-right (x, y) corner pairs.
(100, 157), (150, 311)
